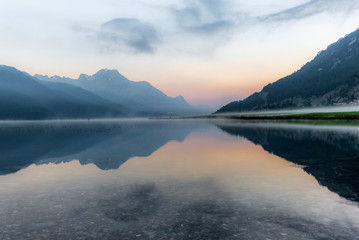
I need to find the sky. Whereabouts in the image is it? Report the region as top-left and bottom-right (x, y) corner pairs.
(1, 0), (359, 107)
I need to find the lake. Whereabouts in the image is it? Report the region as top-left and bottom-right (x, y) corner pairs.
(0, 119), (358, 240)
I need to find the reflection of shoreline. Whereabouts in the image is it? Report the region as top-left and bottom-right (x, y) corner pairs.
(216, 123), (359, 202)
(2, 118), (359, 203)
(1, 121), (359, 239)
(0, 120), (209, 175)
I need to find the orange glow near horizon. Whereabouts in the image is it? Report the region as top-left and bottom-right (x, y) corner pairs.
(2, 0), (359, 107)
(13, 22), (347, 108)
(23, 53), (308, 107)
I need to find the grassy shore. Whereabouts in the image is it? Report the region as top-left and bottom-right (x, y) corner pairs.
(174, 111), (359, 124)
(224, 111), (359, 120)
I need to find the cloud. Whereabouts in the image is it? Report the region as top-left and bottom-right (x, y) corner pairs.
(262, 0), (359, 22)
(97, 18), (160, 54)
(72, 0), (359, 56)
(171, 0), (236, 35)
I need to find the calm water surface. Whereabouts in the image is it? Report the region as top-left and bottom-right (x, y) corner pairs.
(0, 119), (358, 240)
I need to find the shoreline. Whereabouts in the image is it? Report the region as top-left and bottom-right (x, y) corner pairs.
(215, 111), (359, 120)
(159, 111), (359, 125)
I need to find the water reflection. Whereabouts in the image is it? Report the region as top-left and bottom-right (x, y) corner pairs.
(216, 122), (359, 202)
(0, 120), (210, 174)
(1, 120), (359, 239)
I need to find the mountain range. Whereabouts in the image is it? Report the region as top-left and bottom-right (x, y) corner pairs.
(36, 69), (210, 116)
(3, 27), (359, 118)
(0, 65), (130, 119)
(0, 65), (210, 120)
(217, 28), (359, 113)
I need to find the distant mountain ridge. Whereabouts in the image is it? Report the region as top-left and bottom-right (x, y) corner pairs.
(217, 28), (359, 113)
(0, 65), (210, 120)
(0, 65), (128, 119)
(36, 69), (210, 116)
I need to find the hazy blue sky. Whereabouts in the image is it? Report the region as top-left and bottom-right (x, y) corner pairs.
(1, 0), (359, 106)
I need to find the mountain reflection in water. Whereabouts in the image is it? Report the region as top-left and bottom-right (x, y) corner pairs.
(0, 120), (209, 174)
(217, 122), (359, 202)
(0, 119), (359, 239)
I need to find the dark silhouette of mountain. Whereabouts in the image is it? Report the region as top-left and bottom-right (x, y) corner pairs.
(0, 120), (207, 175)
(217, 123), (359, 202)
(37, 80), (131, 115)
(0, 65), (129, 119)
(217, 28), (359, 113)
(35, 69), (211, 116)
